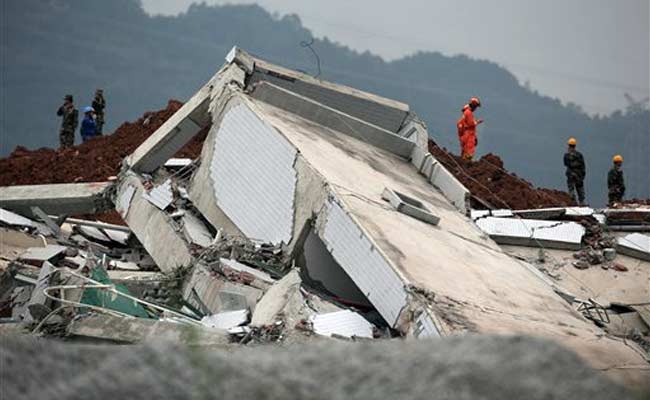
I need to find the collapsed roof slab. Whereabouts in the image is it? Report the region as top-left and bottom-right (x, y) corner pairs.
(0, 182), (111, 217)
(127, 63), (246, 173)
(114, 173), (192, 273)
(249, 99), (647, 383)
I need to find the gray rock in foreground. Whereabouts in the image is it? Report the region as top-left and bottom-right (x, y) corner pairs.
(1, 334), (633, 400)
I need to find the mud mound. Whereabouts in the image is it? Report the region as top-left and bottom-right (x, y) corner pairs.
(428, 139), (573, 210)
(0, 100), (208, 186)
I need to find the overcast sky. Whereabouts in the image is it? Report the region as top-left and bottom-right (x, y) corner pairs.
(141, 0), (649, 115)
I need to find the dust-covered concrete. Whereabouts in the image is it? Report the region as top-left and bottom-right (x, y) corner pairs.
(1, 335), (636, 400)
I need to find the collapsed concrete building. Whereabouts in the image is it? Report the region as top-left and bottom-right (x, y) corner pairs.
(1, 47), (648, 387)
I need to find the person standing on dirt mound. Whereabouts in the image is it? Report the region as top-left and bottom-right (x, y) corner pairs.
(80, 106), (97, 143)
(563, 137), (586, 205)
(56, 94), (79, 149)
(456, 97), (483, 161)
(92, 89), (106, 135)
(607, 155), (625, 205)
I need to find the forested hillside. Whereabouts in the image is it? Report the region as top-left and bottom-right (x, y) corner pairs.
(1, 0), (647, 204)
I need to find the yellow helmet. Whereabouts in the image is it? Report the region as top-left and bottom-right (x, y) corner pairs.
(567, 137), (577, 146)
(613, 154), (623, 163)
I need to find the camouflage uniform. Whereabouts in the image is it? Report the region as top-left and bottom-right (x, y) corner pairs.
(92, 92), (106, 135)
(57, 103), (79, 148)
(607, 166), (625, 205)
(563, 150), (586, 205)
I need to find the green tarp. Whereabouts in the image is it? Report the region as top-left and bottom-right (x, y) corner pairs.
(80, 267), (151, 318)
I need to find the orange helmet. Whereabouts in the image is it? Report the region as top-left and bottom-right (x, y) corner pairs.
(612, 154), (623, 163)
(567, 137), (577, 146)
(469, 97), (481, 107)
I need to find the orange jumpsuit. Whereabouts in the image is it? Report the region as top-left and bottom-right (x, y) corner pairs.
(460, 107), (479, 160)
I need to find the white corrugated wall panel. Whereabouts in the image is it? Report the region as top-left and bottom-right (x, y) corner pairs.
(322, 201), (408, 327)
(475, 217), (584, 245)
(210, 104), (297, 244)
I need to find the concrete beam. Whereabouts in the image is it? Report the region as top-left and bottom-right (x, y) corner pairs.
(67, 313), (229, 345)
(0, 182), (111, 217)
(250, 82), (415, 159)
(128, 63), (246, 173)
(128, 90), (210, 173)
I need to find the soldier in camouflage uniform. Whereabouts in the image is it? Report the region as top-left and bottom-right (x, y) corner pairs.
(56, 94), (79, 148)
(563, 137), (586, 205)
(92, 89), (106, 135)
(607, 155), (625, 205)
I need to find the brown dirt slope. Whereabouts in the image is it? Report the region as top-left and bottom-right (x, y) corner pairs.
(0, 100), (206, 186)
(0, 102), (578, 212)
(428, 139), (573, 209)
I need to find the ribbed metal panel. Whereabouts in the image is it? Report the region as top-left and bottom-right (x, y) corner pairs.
(414, 312), (441, 338)
(309, 310), (374, 339)
(322, 201), (408, 327)
(210, 104), (297, 244)
(250, 72), (408, 133)
(475, 217), (584, 245)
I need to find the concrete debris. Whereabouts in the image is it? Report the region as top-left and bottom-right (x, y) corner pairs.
(201, 309), (249, 330)
(181, 213), (213, 248)
(143, 179), (173, 210)
(309, 310), (374, 339)
(164, 158), (193, 169)
(18, 245), (67, 266)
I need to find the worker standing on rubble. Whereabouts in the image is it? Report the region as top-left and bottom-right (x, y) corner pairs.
(563, 138), (586, 205)
(607, 155), (626, 205)
(92, 89), (106, 135)
(80, 106), (97, 142)
(56, 94), (79, 148)
(457, 97), (483, 161)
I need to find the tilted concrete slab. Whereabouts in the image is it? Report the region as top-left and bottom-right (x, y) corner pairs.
(67, 313), (229, 345)
(115, 173), (192, 273)
(0, 182), (111, 216)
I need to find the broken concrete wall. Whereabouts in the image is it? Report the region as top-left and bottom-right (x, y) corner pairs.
(190, 95), (298, 244)
(115, 173), (192, 273)
(0, 182), (111, 217)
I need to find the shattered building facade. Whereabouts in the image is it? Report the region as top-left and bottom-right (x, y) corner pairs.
(1, 47), (648, 387)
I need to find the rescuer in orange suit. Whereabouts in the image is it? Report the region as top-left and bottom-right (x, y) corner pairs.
(458, 97), (483, 161)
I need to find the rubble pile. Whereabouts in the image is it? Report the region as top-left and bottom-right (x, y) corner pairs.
(428, 139), (573, 209)
(0, 205), (386, 345)
(0, 100), (208, 187)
